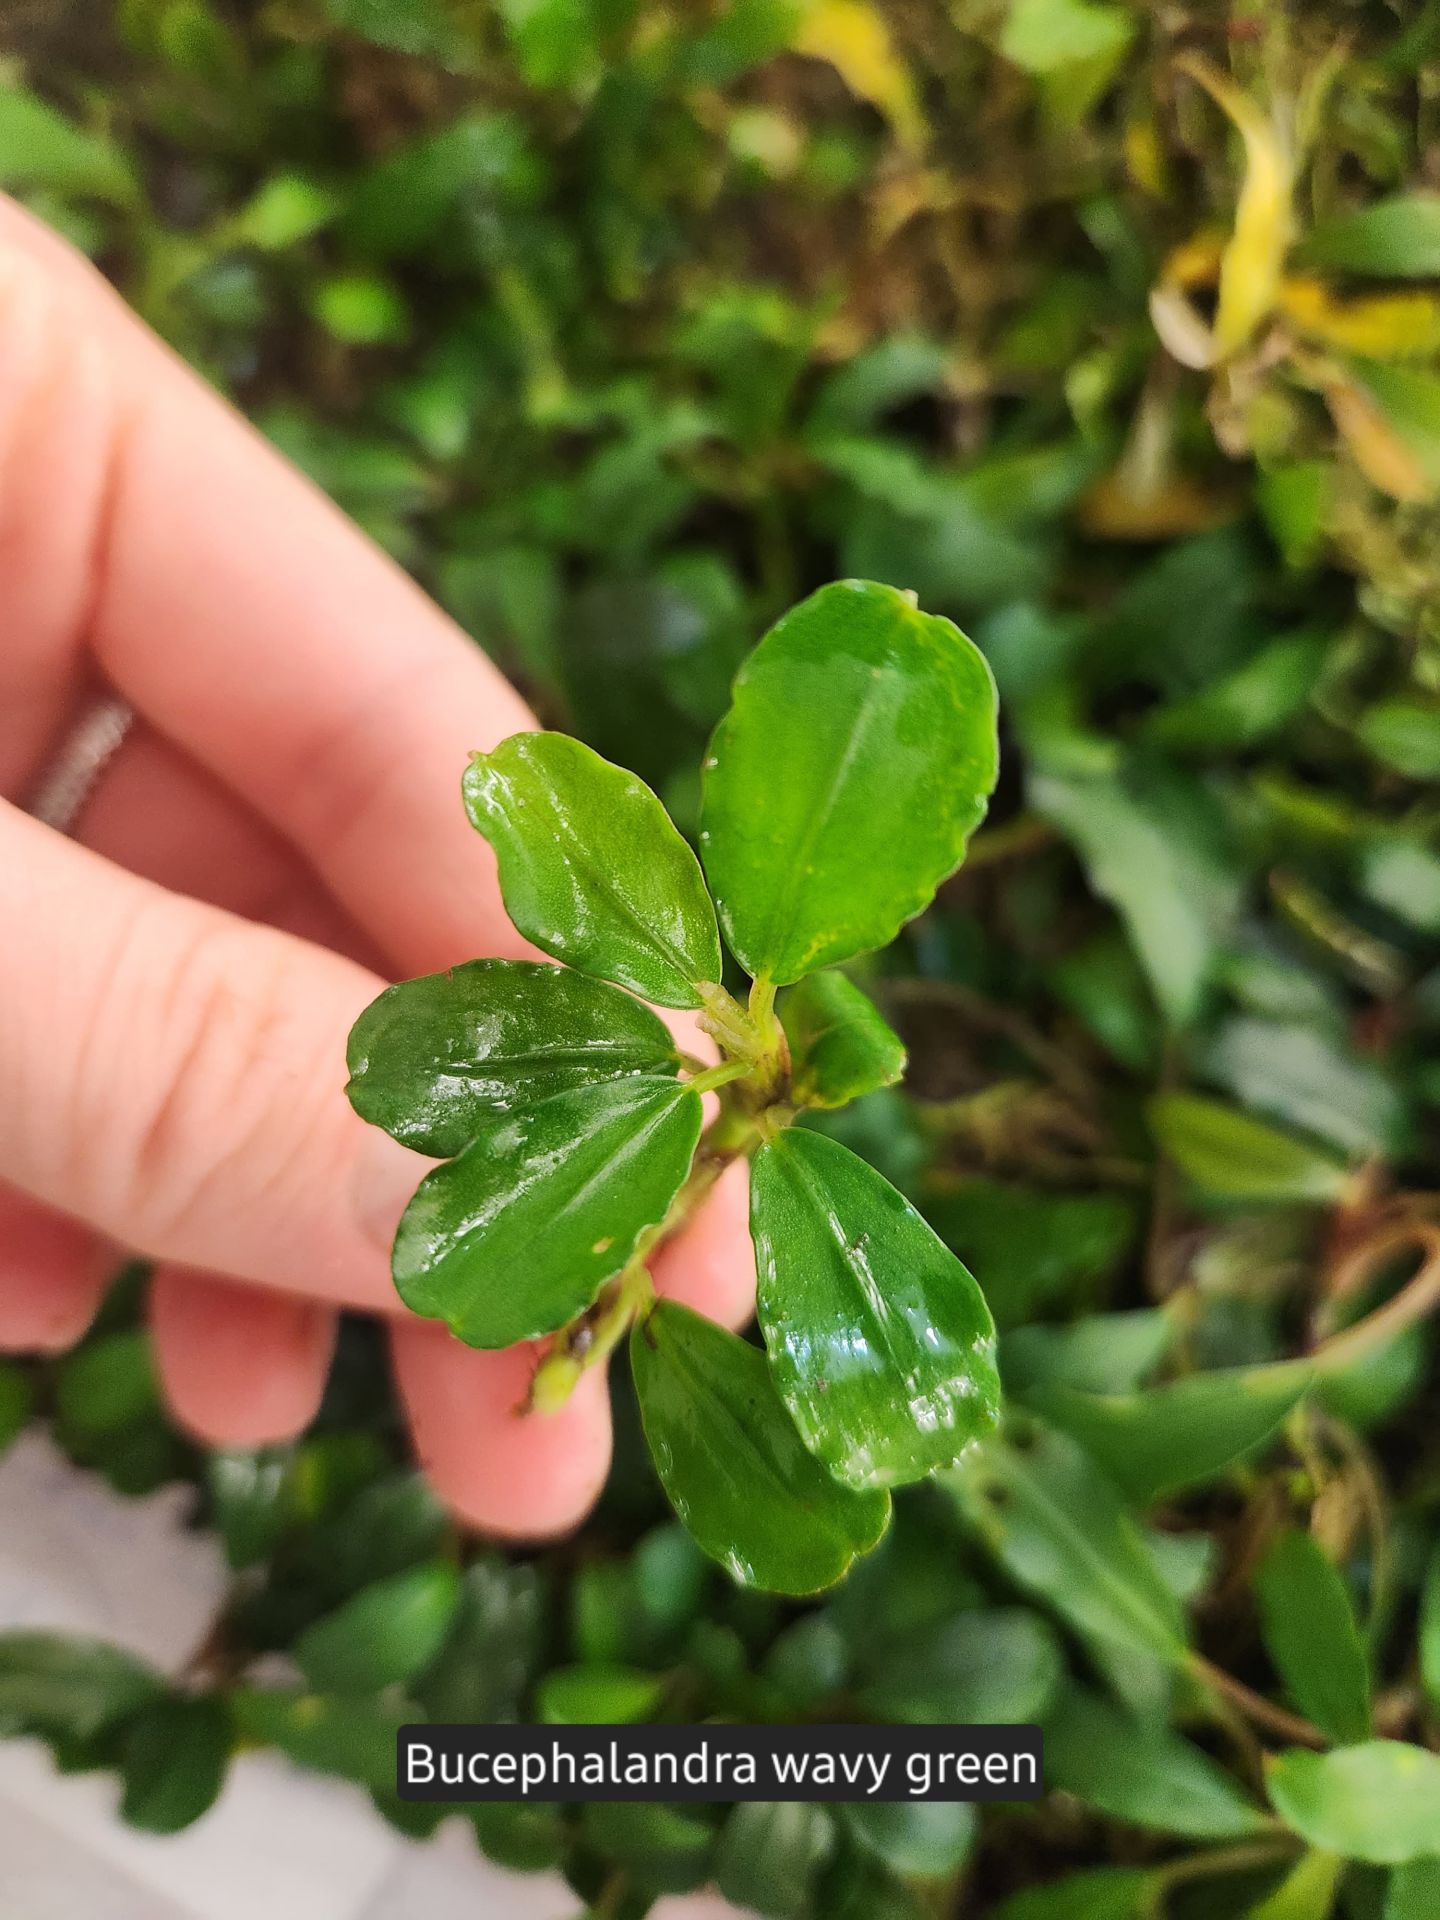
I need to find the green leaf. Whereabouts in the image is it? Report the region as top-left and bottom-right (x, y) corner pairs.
(782, 971), (906, 1108)
(0, 1634), (162, 1742)
(1387, 1860), (1440, 1920)
(714, 1800), (835, 1919)
(925, 1181), (1137, 1330)
(1024, 1362), (1311, 1503)
(1143, 633), (1326, 753)
(347, 959), (679, 1155)
(993, 1868), (1155, 1920)
(1302, 195), (1440, 278)
(1421, 1544), (1440, 1714)
(857, 1607), (1063, 1724)
(845, 1798), (975, 1878)
(536, 1664), (667, 1724)
(54, 1331), (160, 1438)
(1244, 1850), (1343, 1920)
(1149, 1095), (1350, 1203)
(325, 0), (475, 65)
(463, 733), (721, 1009)
(950, 1426), (1188, 1674)
(120, 1697), (231, 1834)
(700, 579), (998, 985)
(294, 1563), (460, 1694)
(579, 1801), (716, 1896)
(630, 1300), (890, 1595)
(751, 1129), (1000, 1489)
(229, 1689), (407, 1797)
(1266, 1744), (1440, 1865)
(0, 1363), (30, 1458)
(1047, 1689), (1269, 1840)
(415, 1558), (544, 1724)
(1356, 699), (1440, 780)
(1001, 0), (1133, 76)
(1255, 1530), (1371, 1744)
(1002, 1310), (1174, 1395)
(1028, 751), (1238, 1028)
(0, 87), (136, 203)
(393, 1077), (702, 1346)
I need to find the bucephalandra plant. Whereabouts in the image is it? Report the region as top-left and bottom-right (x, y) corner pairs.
(346, 579), (1003, 1594)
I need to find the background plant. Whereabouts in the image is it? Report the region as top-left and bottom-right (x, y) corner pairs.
(1, 1), (1439, 1915)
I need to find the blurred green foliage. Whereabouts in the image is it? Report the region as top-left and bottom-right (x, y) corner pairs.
(1, 0), (1439, 1913)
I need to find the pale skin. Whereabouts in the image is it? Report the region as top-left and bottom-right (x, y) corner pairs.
(0, 195), (755, 1537)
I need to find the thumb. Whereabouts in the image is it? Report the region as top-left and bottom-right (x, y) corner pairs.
(0, 799), (423, 1312)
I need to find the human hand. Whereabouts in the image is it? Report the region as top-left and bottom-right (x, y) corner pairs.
(0, 196), (754, 1535)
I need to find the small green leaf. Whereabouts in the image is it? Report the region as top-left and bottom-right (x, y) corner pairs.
(1267, 1744), (1440, 1865)
(1149, 1095), (1350, 1203)
(993, 1868), (1155, 1920)
(950, 1426), (1188, 1674)
(1356, 699), (1440, 780)
(714, 1800), (835, 1919)
(347, 959), (678, 1155)
(536, 1664), (667, 1724)
(208, 1449), (296, 1570)
(701, 580), (998, 985)
(0, 1634), (162, 1742)
(1047, 1689), (1270, 1840)
(1024, 1362), (1310, 1503)
(857, 1607), (1063, 1724)
(229, 1688), (407, 1797)
(121, 1697), (231, 1834)
(845, 1798), (975, 1878)
(394, 1077), (702, 1347)
(1302, 195), (1440, 278)
(781, 971), (906, 1108)
(1387, 1860), (1440, 1920)
(294, 1562), (460, 1694)
(630, 1300), (890, 1595)
(1244, 1849), (1343, 1920)
(0, 1363), (30, 1458)
(0, 86), (136, 203)
(752, 1128), (1000, 1489)
(54, 1331), (160, 1439)
(1255, 1530), (1371, 1744)
(579, 1801), (717, 1897)
(1003, 1310), (1174, 1396)
(463, 733), (721, 1008)
(415, 1558), (544, 1724)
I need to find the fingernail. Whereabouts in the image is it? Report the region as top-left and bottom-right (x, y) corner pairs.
(352, 1130), (435, 1250)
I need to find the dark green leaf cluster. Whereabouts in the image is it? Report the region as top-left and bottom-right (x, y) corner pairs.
(348, 577), (1003, 1591)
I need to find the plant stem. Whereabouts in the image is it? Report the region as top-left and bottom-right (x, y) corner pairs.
(1310, 1228), (1440, 1374)
(1191, 1654), (1328, 1749)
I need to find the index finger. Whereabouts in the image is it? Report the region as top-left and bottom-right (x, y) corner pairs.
(0, 195), (534, 978)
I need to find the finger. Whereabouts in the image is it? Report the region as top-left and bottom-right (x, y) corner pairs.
(649, 1158), (756, 1333)
(0, 197), (533, 979)
(0, 797), (408, 1314)
(149, 1267), (335, 1449)
(390, 1322), (613, 1537)
(0, 1180), (111, 1353)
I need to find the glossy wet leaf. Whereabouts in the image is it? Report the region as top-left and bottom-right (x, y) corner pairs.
(295, 1562), (460, 1695)
(752, 1128), (999, 1489)
(463, 732), (721, 1008)
(0, 1634), (162, 1742)
(536, 1664), (667, 1725)
(630, 1300), (890, 1595)
(1149, 1095), (1349, 1203)
(347, 959), (679, 1155)
(1023, 1361), (1310, 1503)
(700, 580), (998, 985)
(782, 971), (905, 1108)
(1266, 1744), (1440, 1865)
(1047, 1688), (1269, 1839)
(1255, 1530), (1371, 1744)
(393, 1076), (702, 1346)
(121, 1697), (231, 1834)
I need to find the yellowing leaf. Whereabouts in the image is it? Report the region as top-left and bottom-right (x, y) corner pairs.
(1280, 277), (1440, 361)
(792, 0), (924, 153)
(1177, 54), (1293, 358)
